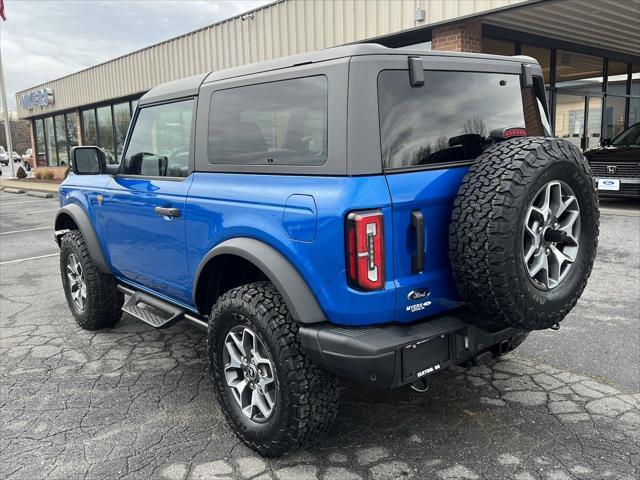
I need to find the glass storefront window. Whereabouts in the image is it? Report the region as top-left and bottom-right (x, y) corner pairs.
(607, 61), (629, 95)
(66, 112), (79, 150)
(44, 116), (58, 166)
(34, 119), (47, 166)
(482, 38), (515, 56)
(555, 50), (604, 93)
(54, 115), (69, 166)
(603, 96), (627, 140)
(113, 102), (132, 161)
(96, 106), (116, 164)
(521, 45), (551, 85)
(82, 109), (97, 145)
(632, 64), (639, 97)
(630, 98), (640, 126)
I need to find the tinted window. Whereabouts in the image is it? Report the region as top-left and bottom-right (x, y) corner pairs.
(113, 102), (131, 160)
(123, 99), (193, 177)
(66, 112), (79, 151)
(209, 76), (328, 166)
(378, 71), (540, 170)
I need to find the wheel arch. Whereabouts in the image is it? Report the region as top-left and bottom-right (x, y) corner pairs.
(55, 204), (111, 274)
(193, 238), (326, 324)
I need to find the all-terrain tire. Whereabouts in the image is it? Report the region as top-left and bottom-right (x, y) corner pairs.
(208, 281), (339, 457)
(60, 230), (123, 329)
(449, 137), (599, 331)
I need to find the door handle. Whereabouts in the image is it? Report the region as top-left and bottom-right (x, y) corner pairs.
(410, 210), (425, 274)
(154, 206), (181, 218)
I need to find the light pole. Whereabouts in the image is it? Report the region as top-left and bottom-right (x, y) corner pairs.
(0, 21), (16, 177)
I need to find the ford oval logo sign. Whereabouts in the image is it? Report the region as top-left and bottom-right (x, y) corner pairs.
(603, 180), (615, 185)
(407, 288), (430, 301)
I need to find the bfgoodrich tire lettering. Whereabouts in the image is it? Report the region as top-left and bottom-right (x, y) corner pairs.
(208, 281), (339, 457)
(60, 231), (123, 330)
(449, 137), (599, 331)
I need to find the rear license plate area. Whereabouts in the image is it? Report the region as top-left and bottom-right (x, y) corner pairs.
(401, 333), (451, 382)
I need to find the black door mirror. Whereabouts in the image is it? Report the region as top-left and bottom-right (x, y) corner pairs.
(71, 146), (106, 175)
(600, 138), (612, 147)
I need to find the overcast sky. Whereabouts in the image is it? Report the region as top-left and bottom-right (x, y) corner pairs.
(1, 0), (271, 110)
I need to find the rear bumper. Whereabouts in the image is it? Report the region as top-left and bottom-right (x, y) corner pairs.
(299, 308), (525, 389)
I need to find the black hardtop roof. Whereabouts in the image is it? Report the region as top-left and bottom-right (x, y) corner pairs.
(139, 43), (536, 105)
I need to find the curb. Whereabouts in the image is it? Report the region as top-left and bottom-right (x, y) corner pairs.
(27, 190), (54, 199)
(2, 187), (26, 194)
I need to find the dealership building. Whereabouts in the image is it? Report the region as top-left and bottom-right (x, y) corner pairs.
(15, 0), (640, 176)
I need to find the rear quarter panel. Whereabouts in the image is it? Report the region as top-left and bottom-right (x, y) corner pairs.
(185, 172), (397, 325)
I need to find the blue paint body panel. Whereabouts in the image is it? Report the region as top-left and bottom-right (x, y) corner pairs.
(60, 165), (468, 326)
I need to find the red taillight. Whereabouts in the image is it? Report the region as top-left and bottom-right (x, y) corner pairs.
(346, 210), (385, 291)
(503, 127), (527, 138)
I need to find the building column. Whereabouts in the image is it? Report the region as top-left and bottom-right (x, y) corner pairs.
(28, 120), (36, 170)
(76, 108), (83, 145)
(432, 18), (483, 53)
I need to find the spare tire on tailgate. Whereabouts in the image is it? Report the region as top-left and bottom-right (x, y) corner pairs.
(449, 137), (599, 331)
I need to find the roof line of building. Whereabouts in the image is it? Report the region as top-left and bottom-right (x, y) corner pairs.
(361, 0), (548, 47)
(15, 0), (284, 96)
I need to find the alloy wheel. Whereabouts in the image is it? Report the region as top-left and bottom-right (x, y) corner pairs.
(522, 180), (581, 290)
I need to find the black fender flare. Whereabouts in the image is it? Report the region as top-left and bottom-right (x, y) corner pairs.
(193, 238), (326, 324)
(54, 204), (111, 274)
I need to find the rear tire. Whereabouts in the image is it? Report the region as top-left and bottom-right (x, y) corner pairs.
(449, 137), (599, 331)
(60, 231), (123, 330)
(208, 281), (339, 457)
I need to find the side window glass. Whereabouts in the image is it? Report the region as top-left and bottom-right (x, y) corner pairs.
(208, 76), (328, 166)
(123, 99), (194, 177)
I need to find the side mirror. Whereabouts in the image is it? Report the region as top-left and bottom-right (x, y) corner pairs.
(600, 138), (612, 147)
(71, 146), (106, 175)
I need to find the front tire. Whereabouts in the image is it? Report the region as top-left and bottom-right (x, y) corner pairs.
(208, 281), (339, 457)
(60, 231), (123, 330)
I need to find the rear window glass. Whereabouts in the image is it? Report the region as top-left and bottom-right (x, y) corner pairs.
(209, 76), (328, 166)
(378, 70), (546, 170)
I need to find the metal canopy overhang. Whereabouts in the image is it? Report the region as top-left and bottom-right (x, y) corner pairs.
(484, 0), (640, 61)
(368, 0), (640, 62)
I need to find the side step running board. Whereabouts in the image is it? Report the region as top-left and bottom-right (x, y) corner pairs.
(117, 284), (208, 330)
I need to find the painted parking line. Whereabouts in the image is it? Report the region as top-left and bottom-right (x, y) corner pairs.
(0, 208), (58, 215)
(0, 253), (58, 266)
(0, 199), (57, 206)
(0, 226), (53, 235)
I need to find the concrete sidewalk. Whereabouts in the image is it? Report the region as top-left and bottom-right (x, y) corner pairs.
(0, 179), (60, 194)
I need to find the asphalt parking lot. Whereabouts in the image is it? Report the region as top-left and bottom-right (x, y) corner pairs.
(1, 190), (638, 480)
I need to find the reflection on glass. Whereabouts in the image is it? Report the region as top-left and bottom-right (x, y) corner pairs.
(522, 45), (551, 84)
(586, 97), (602, 150)
(556, 50), (603, 93)
(481, 38), (515, 56)
(209, 76), (328, 166)
(607, 61), (629, 95)
(82, 109), (97, 145)
(124, 100), (194, 177)
(34, 119), (47, 166)
(44, 116), (58, 166)
(113, 102), (131, 162)
(96, 106), (115, 164)
(604, 96), (627, 140)
(629, 98), (640, 126)
(66, 113), (79, 150)
(54, 115), (69, 165)
(378, 71), (534, 169)
(632, 64), (639, 97)
(555, 94), (585, 150)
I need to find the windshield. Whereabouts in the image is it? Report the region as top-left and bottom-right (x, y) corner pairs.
(612, 123), (640, 147)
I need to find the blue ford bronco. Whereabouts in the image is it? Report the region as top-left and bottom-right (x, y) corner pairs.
(56, 44), (599, 456)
